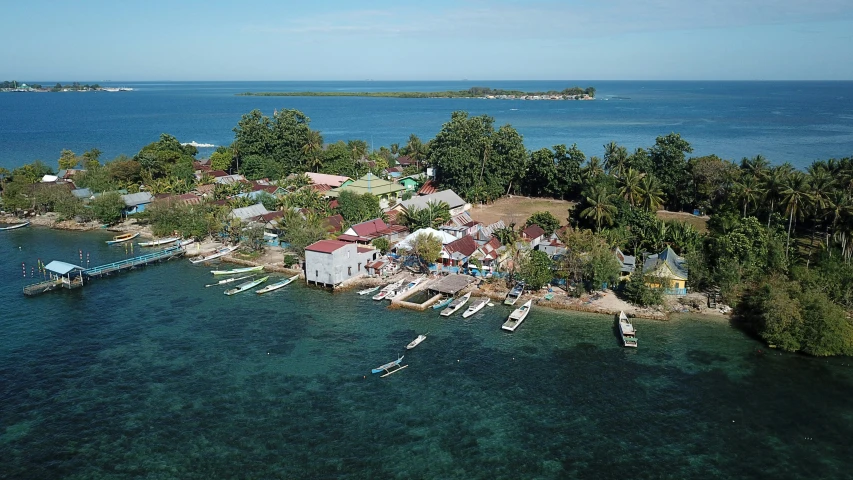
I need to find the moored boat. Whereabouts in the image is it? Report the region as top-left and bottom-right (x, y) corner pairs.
(504, 281), (525, 305)
(224, 275), (269, 295)
(205, 274), (253, 287)
(462, 297), (489, 318)
(502, 299), (532, 332)
(358, 285), (381, 295)
(0, 221), (30, 231)
(189, 245), (238, 264)
(211, 265), (264, 275)
(432, 296), (453, 309)
(372, 355), (407, 376)
(618, 311), (638, 348)
(373, 280), (402, 301)
(106, 232), (140, 244)
(387, 277), (423, 301)
(406, 334), (427, 350)
(178, 238), (195, 247)
(440, 292), (472, 317)
(138, 236), (180, 247)
(256, 275), (299, 294)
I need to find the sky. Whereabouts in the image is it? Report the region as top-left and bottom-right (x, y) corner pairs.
(2, 0), (853, 81)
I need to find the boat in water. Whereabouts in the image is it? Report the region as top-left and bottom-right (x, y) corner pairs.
(211, 265), (264, 275)
(502, 299), (532, 332)
(372, 355), (407, 377)
(0, 221), (30, 231)
(106, 232), (140, 245)
(462, 297), (489, 318)
(189, 245), (238, 264)
(504, 281), (525, 305)
(205, 275), (253, 287)
(358, 285), (381, 295)
(432, 296), (453, 310)
(256, 274), (299, 294)
(178, 238), (195, 247)
(440, 292), (472, 317)
(387, 277), (423, 301)
(406, 334), (427, 350)
(224, 276), (269, 295)
(373, 280), (402, 301)
(618, 311), (638, 348)
(138, 236), (180, 247)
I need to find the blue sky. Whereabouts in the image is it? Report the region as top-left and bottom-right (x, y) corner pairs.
(2, 0), (853, 80)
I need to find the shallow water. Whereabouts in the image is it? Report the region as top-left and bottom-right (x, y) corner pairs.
(2, 228), (852, 479)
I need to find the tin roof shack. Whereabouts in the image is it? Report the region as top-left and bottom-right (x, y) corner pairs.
(23, 261), (86, 295)
(304, 240), (379, 289)
(121, 192), (153, 215)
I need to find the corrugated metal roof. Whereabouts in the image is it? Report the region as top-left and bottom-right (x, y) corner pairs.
(401, 189), (465, 211)
(306, 239), (351, 254)
(121, 192), (153, 206)
(44, 260), (85, 275)
(643, 246), (688, 279)
(230, 203), (270, 221)
(71, 188), (92, 199)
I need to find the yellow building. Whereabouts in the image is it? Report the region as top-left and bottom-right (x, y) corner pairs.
(642, 246), (688, 295)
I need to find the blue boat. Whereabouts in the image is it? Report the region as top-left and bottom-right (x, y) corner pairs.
(372, 355), (406, 376)
(432, 296), (453, 310)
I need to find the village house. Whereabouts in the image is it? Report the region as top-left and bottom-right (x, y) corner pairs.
(536, 235), (567, 257)
(337, 218), (408, 244)
(229, 203), (271, 222)
(304, 239), (379, 289)
(440, 234), (479, 271)
(120, 192), (153, 215)
(325, 173), (406, 208)
(396, 189), (469, 216)
(614, 247), (636, 280)
(304, 172), (353, 189)
(521, 224), (546, 247)
(642, 246), (688, 295)
(397, 174), (425, 192)
(473, 236), (506, 273)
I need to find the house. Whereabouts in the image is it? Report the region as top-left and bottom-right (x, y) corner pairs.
(396, 189), (469, 216)
(521, 224), (546, 247)
(71, 188), (93, 201)
(229, 203), (271, 222)
(614, 247), (636, 280)
(536, 236), (567, 257)
(441, 234), (479, 267)
(473, 237), (506, 272)
(385, 166), (404, 178)
(304, 172), (352, 188)
(121, 192), (153, 215)
(251, 184), (286, 196)
(214, 174), (247, 185)
(326, 173), (407, 208)
(395, 155), (416, 168)
(323, 214), (345, 234)
(338, 218), (408, 244)
(398, 174), (424, 191)
(304, 240), (379, 288)
(642, 246), (688, 295)
(439, 225), (468, 240)
(365, 258), (397, 276)
(417, 179), (439, 195)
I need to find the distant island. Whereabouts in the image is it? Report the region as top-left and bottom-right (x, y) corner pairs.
(1, 81), (133, 92)
(237, 86), (596, 100)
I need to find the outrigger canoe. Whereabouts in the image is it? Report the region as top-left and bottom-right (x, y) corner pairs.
(106, 232), (140, 245)
(205, 275), (253, 288)
(255, 275), (299, 294)
(211, 265), (264, 275)
(372, 355), (407, 377)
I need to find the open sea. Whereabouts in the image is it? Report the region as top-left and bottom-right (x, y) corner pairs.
(1, 81), (852, 171)
(2, 228), (853, 478)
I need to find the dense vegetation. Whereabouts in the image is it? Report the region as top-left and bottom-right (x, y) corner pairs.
(2, 105), (852, 356)
(237, 86), (595, 99)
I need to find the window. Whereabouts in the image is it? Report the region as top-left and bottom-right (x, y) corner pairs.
(348, 267), (352, 276)
(358, 263), (362, 271)
(315, 270), (319, 278)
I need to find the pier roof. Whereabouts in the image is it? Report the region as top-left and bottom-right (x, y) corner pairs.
(429, 274), (475, 295)
(44, 261), (85, 275)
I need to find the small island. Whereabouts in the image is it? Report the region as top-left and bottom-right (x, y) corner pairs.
(237, 86), (596, 100)
(1, 81), (133, 92)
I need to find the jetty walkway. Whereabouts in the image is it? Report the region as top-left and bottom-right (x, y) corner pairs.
(23, 246), (185, 296)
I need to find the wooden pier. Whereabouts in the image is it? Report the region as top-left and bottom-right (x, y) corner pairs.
(23, 246), (185, 296)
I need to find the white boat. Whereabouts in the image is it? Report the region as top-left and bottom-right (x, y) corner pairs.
(387, 277), (423, 301)
(358, 285), (381, 295)
(504, 281), (525, 305)
(178, 238), (195, 247)
(224, 276), (269, 295)
(256, 275), (299, 294)
(138, 236), (180, 247)
(406, 334), (427, 350)
(189, 245), (237, 264)
(373, 280), (402, 301)
(205, 275), (253, 287)
(502, 299), (532, 332)
(462, 297), (489, 318)
(211, 265), (264, 275)
(618, 311), (638, 348)
(440, 292), (472, 317)
(0, 221), (30, 231)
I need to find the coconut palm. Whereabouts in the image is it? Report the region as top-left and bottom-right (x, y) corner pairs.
(404, 134), (428, 168)
(733, 175), (765, 218)
(302, 129), (324, 172)
(740, 154), (770, 179)
(780, 171), (813, 256)
(761, 164), (792, 227)
(638, 175), (665, 212)
(390, 143), (400, 156)
(826, 191), (853, 253)
(603, 142), (629, 178)
(580, 183), (617, 232)
(619, 168), (645, 206)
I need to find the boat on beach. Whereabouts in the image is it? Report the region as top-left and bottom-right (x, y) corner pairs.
(224, 275), (269, 295)
(372, 355), (407, 377)
(205, 274), (253, 287)
(106, 232), (140, 244)
(618, 311), (638, 348)
(440, 292), (472, 317)
(504, 281), (525, 305)
(211, 265), (263, 275)
(502, 299), (532, 332)
(255, 274), (299, 294)
(462, 297), (489, 318)
(358, 285), (381, 295)
(138, 236), (180, 247)
(373, 280), (402, 301)
(189, 245), (238, 264)
(0, 221), (30, 231)
(406, 334), (427, 349)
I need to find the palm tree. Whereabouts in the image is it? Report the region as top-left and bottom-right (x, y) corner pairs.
(740, 154), (770, 179)
(826, 191), (853, 253)
(638, 175), (665, 212)
(603, 142), (629, 178)
(761, 164), (792, 227)
(619, 168), (645, 206)
(301, 129), (324, 172)
(733, 175), (765, 218)
(404, 134), (428, 168)
(390, 143), (400, 156)
(580, 156), (605, 187)
(780, 172), (813, 256)
(580, 183), (617, 232)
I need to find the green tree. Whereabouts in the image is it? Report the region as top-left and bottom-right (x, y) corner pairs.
(525, 211), (561, 235)
(81, 148), (102, 169)
(518, 250), (553, 290)
(399, 200), (451, 230)
(90, 191), (125, 224)
(58, 149), (78, 170)
(733, 174), (765, 218)
(406, 231), (443, 271)
(336, 191), (381, 225)
(580, 183), (617, 232)
(619, 168), (645, 207)
(242, 223), (267, 253)
(639, 175), (665, 212)
(302, 129), (324, 172)
(649, 133), (693, 209)
(780, 171), (812, 256)
(210, 147), (233, 172)
(522, 147), (558, 197)
(280, 211), (329, 260)
(372, 237), (391, 254)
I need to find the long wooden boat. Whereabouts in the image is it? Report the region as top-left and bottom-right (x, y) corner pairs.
(189, 245), (238, 264)
(256, 274), (299, 294)
(440, 292), (472, 317)
(211, 265), (264, 275)
(358, 285), (381, 295)
(504, 281), (525, 305)
(106, 232), (140, 245)
(462, 297), (489, 318)
(387, 277), (423, 301)
(224, 275), (269, 295)
(372, 280), (402, 301)
(138, 236), (180, 247)
(432, 296), (453, 310)
(372, 355), (407, 376)
(178, 238), (195, 247)
(406, 335), (427, 350)
(205, 274), (253, 287)
(502, 299), (532, 332)
(618, 311), (638, 348)
(0, 221), (30, 231)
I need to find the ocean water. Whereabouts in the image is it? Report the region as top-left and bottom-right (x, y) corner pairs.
(1, 81), (852, 172)
(2, 228), (853, 479)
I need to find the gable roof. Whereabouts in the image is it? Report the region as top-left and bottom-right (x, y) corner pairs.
(324, 214), (345, 233)
(395, 228), (458, 250)
(230, 203), (270, 221)
(443, 235), (479, 259)
(643, 246), (688, 279)
(400, 189), (465, 211)
(121, 192), (153, 207)
(306, 239), (351, 254)
(522, 224), (545, 240)
(350, 218), (389, 237)
(417, 179), (439, 195)
(71, 188), (92, 199)
(478, 237), (504, 260)
(305, 172), (352, 187)
(614, 247), (636, 271)
(44, 260), (85, 276)
(326, 173), (406, 197)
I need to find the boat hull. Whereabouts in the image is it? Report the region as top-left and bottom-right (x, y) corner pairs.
(0, 221), (30, 231)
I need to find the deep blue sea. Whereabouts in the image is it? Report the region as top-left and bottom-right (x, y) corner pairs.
(2, 228), (853, 478)
(1, 81), (852, 171)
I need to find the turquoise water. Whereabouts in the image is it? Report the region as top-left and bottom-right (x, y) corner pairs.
(2, 228), (853, 479)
